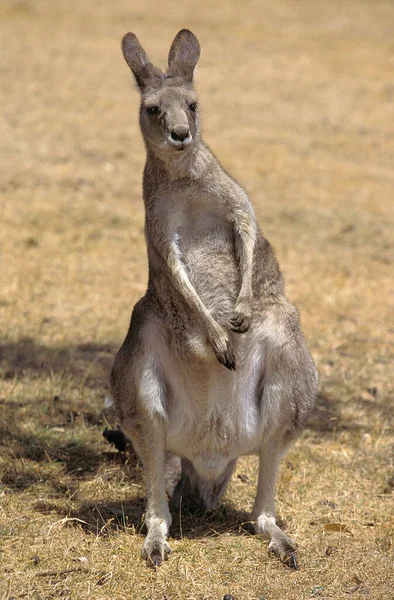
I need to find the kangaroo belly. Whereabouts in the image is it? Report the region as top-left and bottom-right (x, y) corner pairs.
(164, 351), (264, 476)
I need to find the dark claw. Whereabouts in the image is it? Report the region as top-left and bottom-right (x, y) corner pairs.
(147, 553), (162, 568)
(283, 551), (298, 570)
(230, 313), (250, 334)
(226, 358), (236, 371)
(225, 343), (236, 370)
(212, 337), (236, 370)
(230, 315), (243, 325)
(230, 319), (241, 326)
(231, 323), (249, 334)
(218, 350), (236, 371)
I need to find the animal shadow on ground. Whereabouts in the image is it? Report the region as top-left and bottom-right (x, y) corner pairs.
(0, 337), (115, 394)
(0, 336), (361, 540)
(0, 337), (121, 495)
(33, 496), (254, 541)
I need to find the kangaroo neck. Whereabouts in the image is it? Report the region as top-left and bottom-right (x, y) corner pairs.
(145, 141), (214, 183)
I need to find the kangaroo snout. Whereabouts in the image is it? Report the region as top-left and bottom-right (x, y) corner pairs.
(168, 124), (192, 148)
(171, 126), (190, 142)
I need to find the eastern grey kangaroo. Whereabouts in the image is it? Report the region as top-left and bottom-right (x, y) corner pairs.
(111, 29), (318, 569)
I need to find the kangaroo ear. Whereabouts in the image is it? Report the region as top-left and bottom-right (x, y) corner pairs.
(168, 29), (200, 82)
(122, 32), (161, 91)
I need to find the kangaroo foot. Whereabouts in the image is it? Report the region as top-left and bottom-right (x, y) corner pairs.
(253, 514), (298, 570)
(141, 534), (172, 568)
(268, 536), (298, 570)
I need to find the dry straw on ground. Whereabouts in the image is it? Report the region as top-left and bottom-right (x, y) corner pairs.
(0, 0), (393, 599)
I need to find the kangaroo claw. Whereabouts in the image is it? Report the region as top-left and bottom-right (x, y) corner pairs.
(230, 309), (251, 334)
(283, 551), (298, 570)
(210, 331), (236, 370)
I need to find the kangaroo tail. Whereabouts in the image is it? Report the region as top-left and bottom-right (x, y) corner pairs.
(170, 458), (237, 512)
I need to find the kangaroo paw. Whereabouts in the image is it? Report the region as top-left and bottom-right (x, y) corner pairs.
(210, 329), (236, 370)
(230, 302), (252, 333)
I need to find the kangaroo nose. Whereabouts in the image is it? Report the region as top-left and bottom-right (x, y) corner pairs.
(170, 126), (190, 143)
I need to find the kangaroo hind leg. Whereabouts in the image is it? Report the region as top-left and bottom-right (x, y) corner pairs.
(251, 437), (298, 568)
(251, 301), (318, 568)
(111, 321), (172, 567)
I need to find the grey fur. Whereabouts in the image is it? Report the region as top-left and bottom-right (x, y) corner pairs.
(111, 29), (318, 568)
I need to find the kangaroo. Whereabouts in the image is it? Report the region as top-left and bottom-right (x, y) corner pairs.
(111, 29), (318, 569)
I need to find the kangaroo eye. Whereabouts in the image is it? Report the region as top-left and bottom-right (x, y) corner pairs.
(189, 102), (198, 112)
(147, 106), (160, 115)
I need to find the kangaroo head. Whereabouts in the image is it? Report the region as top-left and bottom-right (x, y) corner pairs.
(122, 29), (201, 155)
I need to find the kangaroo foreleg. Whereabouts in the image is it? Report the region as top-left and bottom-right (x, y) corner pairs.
(160, 240), (236, 370)
(230, 207), (256, 333)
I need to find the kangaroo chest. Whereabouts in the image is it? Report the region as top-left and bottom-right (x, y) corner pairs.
(167, 200), (240, 317)
(169, 198), (234, 253)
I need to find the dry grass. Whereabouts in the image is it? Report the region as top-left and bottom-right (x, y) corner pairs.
(1, 0), (393, 598)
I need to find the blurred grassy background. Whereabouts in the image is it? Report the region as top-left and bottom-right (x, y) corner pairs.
(0, 0), (393, 598)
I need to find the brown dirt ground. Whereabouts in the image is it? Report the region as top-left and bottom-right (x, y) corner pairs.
(0, 0), (393, 599)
